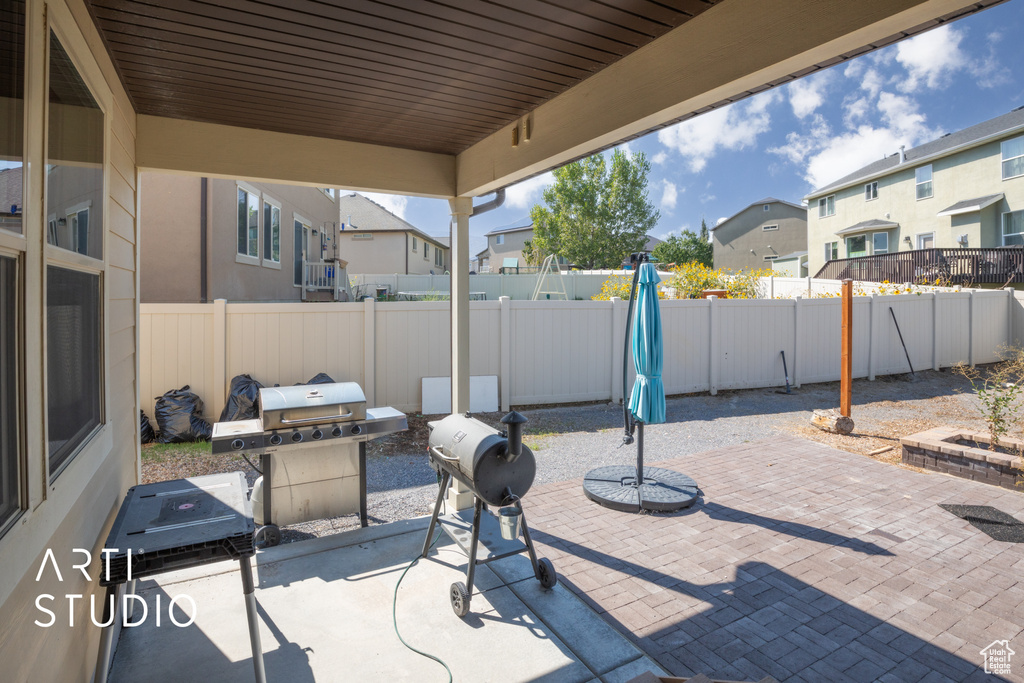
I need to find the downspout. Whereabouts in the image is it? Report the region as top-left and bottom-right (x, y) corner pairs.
(472, 189), (505, 217)
(200, 177), (208, 303)
(405, 232), (409, 274)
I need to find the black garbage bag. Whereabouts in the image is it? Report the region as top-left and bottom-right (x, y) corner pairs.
(140, 410), (156, 444)
(155, 385), (212, 443)
(305, 372), (335, 385)
(219, 374), (264, 422)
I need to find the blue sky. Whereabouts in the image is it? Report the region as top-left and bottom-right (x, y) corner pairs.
(361, 1), (1024, 259)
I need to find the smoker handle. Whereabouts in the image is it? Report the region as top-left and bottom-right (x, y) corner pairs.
(430, 446), (459, 462)
(279, 412), (353, 425)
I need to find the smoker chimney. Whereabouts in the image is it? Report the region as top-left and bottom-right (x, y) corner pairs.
(898, 145), (906, 163)
(500, 410), (528, 463)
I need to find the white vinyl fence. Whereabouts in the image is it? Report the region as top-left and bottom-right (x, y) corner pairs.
(349, 272), (615, 301)
(140, 289), (1018, 419)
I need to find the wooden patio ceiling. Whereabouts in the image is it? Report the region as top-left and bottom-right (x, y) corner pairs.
(83, 0), (1008, 197)
(85, 0), (721, 155)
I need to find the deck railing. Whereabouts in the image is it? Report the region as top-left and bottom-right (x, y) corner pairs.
(303, 260), (351, 300)
(815, 247), (1024, 284)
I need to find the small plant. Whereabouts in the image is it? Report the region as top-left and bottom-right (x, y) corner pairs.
(954, 345), (1024, 451)
(591, 274), (666, 300)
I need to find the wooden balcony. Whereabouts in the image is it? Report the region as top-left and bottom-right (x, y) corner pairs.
(815, 247), (1024, 285)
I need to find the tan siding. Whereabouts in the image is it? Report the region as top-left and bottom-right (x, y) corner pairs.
(108, 200), (135, 243)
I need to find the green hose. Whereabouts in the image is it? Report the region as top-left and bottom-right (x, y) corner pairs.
(393, 532), (453, 683)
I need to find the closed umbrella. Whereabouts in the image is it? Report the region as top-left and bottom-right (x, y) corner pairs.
(628, 263), (666, 426)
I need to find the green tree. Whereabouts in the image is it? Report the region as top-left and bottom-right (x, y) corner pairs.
(652, 218), (713, 267)
(529, 151), (659, 269)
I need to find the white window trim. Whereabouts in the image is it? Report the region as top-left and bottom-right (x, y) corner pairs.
(824, 241), (838, 261)
(916, 232), (935, 249)
(261, 197), (282, 269)
(865, 182), (878, 201)
(236, 182), (261, 265)
(818, 195), (835, 218)
(293, 215), (312, 288)
(871, 231), (889, 254)
(762, 224), (778, 231)
(763, 204), (770, 211)
(845, 234), (868, 256)
(411, 235), (418, 252)
(496, 234), (505, 245)
(762, 255), (779, 261)
(1002, 210), (1024, 245)
(915, 165), (933, 200)
(1001, 136), (1024, 181)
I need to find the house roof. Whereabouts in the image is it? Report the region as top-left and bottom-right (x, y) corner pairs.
(808, 107), (1024, 199)
(710, 197), (806, 231)
(936, 193), (1004, 217)
(834, 219), (899, 236)
(338, 193), (445, 247)
(485, 218), (533, 236)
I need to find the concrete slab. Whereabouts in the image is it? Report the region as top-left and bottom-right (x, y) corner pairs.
(109, 521), (635, 682)
(599, 656), (668, 683)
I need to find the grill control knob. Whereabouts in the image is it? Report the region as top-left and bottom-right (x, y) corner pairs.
(331, 427), (342, 437)
(231, 439), (245, 451)
(311, 429), (324, 440)
(269, 434), (283, 446)
(291, 432), (303, 443)
(351, 424), (362, 435)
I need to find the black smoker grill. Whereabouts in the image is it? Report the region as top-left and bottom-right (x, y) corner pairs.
(422, 411), (556, 617)
(211, 381), (407, 545)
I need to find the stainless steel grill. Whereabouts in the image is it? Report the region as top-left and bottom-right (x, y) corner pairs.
(211, 381), (406, 546)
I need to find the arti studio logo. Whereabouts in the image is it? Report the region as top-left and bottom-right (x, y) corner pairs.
(981, 640), (1014, 676)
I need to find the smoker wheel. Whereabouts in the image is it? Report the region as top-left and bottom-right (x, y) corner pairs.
(258, 524), (282, 548)
(537, 558), (557, 589)
(450, 581), (470, 618)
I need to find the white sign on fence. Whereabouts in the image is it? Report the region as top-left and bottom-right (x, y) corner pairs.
(421, 376), (499, 415)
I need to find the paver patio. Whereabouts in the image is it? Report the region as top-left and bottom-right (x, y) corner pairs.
(520, 435), (1024, 682)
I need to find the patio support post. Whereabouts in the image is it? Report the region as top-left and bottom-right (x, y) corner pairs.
(448, 197), (474, 511)
(363, 296), (375, 407)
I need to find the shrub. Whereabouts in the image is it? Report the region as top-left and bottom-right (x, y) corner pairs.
(592, 273), (666, 300)
(954, 345), (1024, 451)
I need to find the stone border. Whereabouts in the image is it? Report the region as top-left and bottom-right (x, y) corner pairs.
(901, 427), (1023, 491)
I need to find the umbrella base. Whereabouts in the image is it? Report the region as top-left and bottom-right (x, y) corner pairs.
(583, 465), (698, 513)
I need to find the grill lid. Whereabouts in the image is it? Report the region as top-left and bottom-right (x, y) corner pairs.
(259, 382), (366, 429)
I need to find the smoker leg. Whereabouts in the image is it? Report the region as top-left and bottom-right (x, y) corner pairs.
(93, 584), (118, 683)
(422, 471), (450, 557)
(516, 498), (541, 574)
(464, 497), (484, 597)
(358, 442), (368, 527)
(238, 557), (267, 683)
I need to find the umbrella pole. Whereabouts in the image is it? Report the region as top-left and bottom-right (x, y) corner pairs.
(635, 421), (644, 486)
(622, 263), (643, 443)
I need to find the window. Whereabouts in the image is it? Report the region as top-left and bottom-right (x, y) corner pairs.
(435, 248), (443, 268)
(496, 234), (506, 245)
(916, 233), (934, 250)
(872, 232), (888, 254)
(1002, 136), (1024, 180)
(763, 255), (778, 261)
(411, 236), (417, 252)
(846, 235), (867, 257)
(865, 182), (878, 201)
(818, 195), (835, 217)
(262, 200), (281, 264)
(351, 233), (372, 240)
(45, 31), (105, 478)
(293, 219), (309, 286)
(0, 256), (20, 530)
(318, 188), (335, 199)
(1003, 210), (1024, 245)
(237, 188), (259, 259)
(824, 241), (838, 261)
(424, 243), (429, 260)
(915, 165), (933, 200)
(763, 204), (770, 211)
(762, 224), (778, 231)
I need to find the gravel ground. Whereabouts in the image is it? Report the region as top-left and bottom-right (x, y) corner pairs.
(143, 368), (998, 544)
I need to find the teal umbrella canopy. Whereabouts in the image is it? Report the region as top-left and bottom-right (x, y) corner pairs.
(627, 263), (665, 424)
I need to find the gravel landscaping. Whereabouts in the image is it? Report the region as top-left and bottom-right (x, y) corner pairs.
(142, 368), (1004, 544)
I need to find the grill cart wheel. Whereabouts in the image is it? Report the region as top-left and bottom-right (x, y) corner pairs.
(258, 524), (281, 548)
(537, 558), (557, 589)
(450, 581), (470, 618)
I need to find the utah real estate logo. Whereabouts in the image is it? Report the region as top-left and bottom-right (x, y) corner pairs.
(980, 640), (1014, 676)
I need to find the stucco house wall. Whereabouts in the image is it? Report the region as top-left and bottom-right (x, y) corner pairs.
(713, 200), (808, 271)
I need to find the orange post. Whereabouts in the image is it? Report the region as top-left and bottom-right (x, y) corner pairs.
(840, 279), (853, 417)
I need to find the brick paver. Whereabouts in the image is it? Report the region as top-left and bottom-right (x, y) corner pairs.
(524, 435), (1024, 682)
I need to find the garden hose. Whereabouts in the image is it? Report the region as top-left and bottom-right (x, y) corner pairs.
(393, 531), (452, 683)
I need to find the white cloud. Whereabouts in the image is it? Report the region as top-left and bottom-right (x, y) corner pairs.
(860, 68), (885, 98)
(657, 90), (781, 173)
(700, 193), (716, 204)
(660, 180), (678, 211)
(358, 192), (409, 219)
(842, 95), (870, 128)
(505, 172), (554, 210)
(651, 151), (668, 165)
(788, 72), (831, 119)
(895, 25), (968, 93)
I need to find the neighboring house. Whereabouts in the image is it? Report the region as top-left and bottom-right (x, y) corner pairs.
(806, 107), (1024, 276)
(476, 218), (534, 272)
(0, 167), (22, 232)
(712, 198), (808, 271)
(772, 251), (809, 278)
(621, 235), (664, 268)
(141, 174), (344, 302)
(336, 193), (449, 274)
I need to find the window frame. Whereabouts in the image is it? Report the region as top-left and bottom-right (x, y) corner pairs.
(915, 165), (933, 200)
(845, 234), (867, 257)
(411, 235), (417, 252)
(1001, 135), (1024, 180)
(293, 214), (311, 288)
(762, 254), (779, 262)
(236, 182), (261, 265)
(872, 232), (889, 254)
(762, 224), (778, 232)
(496, 234), (505, 245)
(424, 242), (429, 260)
(916, 232), (935, 250)
(818, 195), (835, 218)
(261, 197), (282, 269)
(0, 248), (24, 539)
(824, 241), (838, 261)
(1002, 210), (1024, 246)
(865, 181), (878, 201)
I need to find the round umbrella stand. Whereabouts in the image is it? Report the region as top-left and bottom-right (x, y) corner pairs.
(583, 465), (698, 513)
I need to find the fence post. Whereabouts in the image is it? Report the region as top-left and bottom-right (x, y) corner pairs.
(1007, 287), (1017, 347)
(611, 297), (624, 403)
(770, 274), (775, 300)
(363, 296), (376, 407)
(793, 296), (801, 388)
(931, 292), (940, 371)
(968, 289), (976, 367)
(868, 293), (877, 381)
(807, 275), (812, 298)
(499, 296), (511, 412)
(708, 296), (719, 395)
(212, 298), (228, 416)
